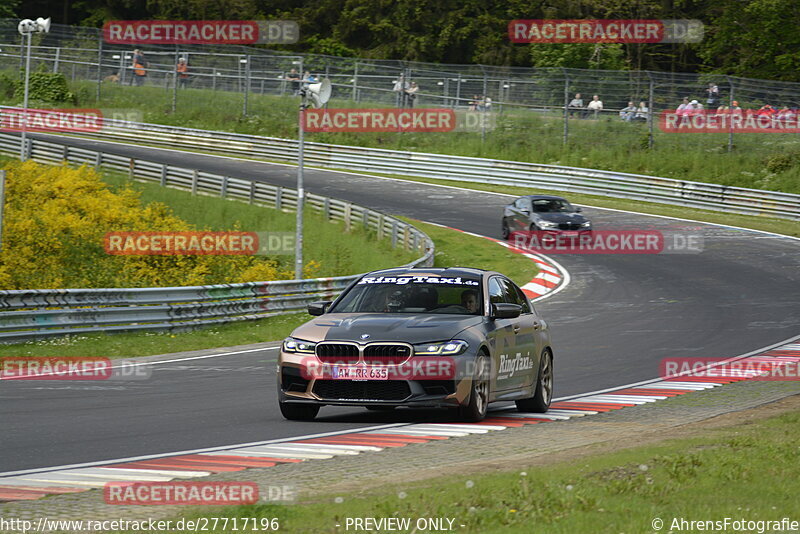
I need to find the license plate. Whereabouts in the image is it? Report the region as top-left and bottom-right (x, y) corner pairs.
(331, 365), (389, 381)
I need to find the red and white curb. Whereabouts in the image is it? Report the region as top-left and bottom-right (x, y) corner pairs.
(1, 339), (798, 503)
(421, 222), (569, 302)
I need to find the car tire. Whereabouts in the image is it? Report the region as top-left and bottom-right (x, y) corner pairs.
(516, 348), (553, 413)
(458, 353), (489, 422)
(279, 401), (320, 421)
(501, 220), (510, 240)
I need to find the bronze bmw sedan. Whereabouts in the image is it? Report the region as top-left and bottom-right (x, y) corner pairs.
(277, 267), (553, 422)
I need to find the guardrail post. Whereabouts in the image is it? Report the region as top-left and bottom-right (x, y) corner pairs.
(323, 197), (330, 220)
(220, 175), (228, 197)
(361, 209), (369, 228)
(276, 186), (283, 210)
(391, 222), (398, 248)
(403, 226), (410, 250)
(249, 181), (256, 204)
(95, 152), (102, 167)
(412, 232), (419, 251)
(62, 145), (69, 162)
(377, 214), (384, 239)
(160, 164), (167, 187)
(191, 169), (198, 195)
(344, 203), (352, 232)
(128, 159), (135, 180)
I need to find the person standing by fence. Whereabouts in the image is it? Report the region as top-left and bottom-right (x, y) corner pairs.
(176, 58), (189, 88)
(132, 49), (148, 86)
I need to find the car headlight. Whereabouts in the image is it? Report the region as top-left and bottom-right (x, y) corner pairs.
(538, 220), (558, 228)
(283, 337), (316, 353)
(581, 221), (592, 228)
(414, 340), (469, 356)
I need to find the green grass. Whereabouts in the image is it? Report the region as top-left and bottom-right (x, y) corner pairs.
(408, 219), (539, 287)
(161, 405), (800, 533)
(14, 78), (800, 195)
(0, 216), (536, 358)
(101, 171), (420, 277)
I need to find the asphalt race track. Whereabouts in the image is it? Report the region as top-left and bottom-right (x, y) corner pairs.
(1, 133), (798, 473)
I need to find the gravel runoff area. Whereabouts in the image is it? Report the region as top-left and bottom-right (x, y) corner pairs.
(2, 374), (800, 525)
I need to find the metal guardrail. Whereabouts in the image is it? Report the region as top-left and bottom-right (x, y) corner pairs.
(0, 132), (434, 342)
(34, 115), (799, 221)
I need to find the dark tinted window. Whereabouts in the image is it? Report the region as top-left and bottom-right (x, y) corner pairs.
(501, 278), (532, 313)
(531, 198), (575, 213)
(488, 277), (505, 304)
(514, 197), (529, 210)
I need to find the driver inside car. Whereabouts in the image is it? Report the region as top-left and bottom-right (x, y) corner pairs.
(461, 289), (480, 314)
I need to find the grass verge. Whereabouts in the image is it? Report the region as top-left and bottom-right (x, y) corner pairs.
(168, 401), (800, 533)
(0, 218), (536, 358)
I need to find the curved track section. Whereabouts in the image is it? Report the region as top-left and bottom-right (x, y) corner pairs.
(1, 133), (798, 473)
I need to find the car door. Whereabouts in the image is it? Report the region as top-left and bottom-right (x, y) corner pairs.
(496, 277), (539, 391)
(511, 197), (531, 232)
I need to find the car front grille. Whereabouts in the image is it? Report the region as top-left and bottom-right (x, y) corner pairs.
(316, 343), (360, 364)
(558, 222), (582, 230)
(313, 380), (411, 401)
(362, 344), (412, 365)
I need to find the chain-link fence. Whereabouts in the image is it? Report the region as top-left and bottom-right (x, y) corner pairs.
(3, 20), (800, 156)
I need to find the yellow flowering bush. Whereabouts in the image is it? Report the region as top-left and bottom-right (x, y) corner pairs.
(0, 161), (306, 289)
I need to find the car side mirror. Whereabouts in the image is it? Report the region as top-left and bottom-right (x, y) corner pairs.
(575, 206), (582, 212)
(308, 301), (331, 316)
(491, 303), (522, 319)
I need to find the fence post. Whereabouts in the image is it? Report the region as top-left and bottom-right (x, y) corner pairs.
(171, 47), (179, 114)
(53, 47), (60, 73)
(353, 62), (359, 102)
(455, 74), (462, 108)
(242, 55), (250, 116)
(562, 70), (569, 145)
(648, 74), (655, 149)
(726, 75), (735, 153)
(96, 38), (103, 102)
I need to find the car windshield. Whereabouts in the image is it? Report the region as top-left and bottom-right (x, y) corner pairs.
(531, 198), (574, 213)
(330, 275), (483, 315)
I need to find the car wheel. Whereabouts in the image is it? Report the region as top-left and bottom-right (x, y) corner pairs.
(501, 220), (510, 240)
(458, 353), (489, 422)
(279, 401), (320, 421)
(515, 348), (553, 413)
(365, 406), (396, 411)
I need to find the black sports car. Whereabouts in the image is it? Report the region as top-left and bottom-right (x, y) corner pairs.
(277, 267), (554, 422)
(502, 194), (592, 239)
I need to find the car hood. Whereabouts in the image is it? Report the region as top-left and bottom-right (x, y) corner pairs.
(536, 212), (588, 224)
(291, 313), (485, 344)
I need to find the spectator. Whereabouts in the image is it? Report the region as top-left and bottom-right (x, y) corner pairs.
(132, 49), (148, 86)
(716, 104), (729, 115)
(405, 82), (418, 108)
(483, 95), (492, 111)
(676, 97), (692, 116)
(303, 71), (318, 84)
(757, 104), (776, 116)
(586, 95), (603, 119)
(286, 68), (301, 95)
(176, 58), (189, 88)
(567, 93), (584, 118)
(705, 83), (720, 108)
(393, 74), (409, 107)
(730, 101), (743, 116)
(619, 101), (636, 121)
(469, 94), (480, 111)
(776, 106), (795, 122)
(688, 100), (704, 115)
(634, 101), (649, 122)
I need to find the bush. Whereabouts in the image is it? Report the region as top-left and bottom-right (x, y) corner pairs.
(13, 71), (76, 104)
(0, 72), (15, 99)
(0, 161), (296, 289)
(764, 150), (800, 174)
